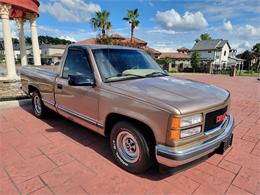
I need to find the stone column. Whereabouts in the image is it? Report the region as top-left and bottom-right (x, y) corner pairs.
(16, 18), (28, 66)
(28, 13), (41, 65)
(0, 3), (17, 78)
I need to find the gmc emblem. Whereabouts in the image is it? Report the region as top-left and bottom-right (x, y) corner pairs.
(216, 113), (227, 123)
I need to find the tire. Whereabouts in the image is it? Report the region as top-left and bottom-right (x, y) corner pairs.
(110, 121), (154, 173)
(32, 91), (47, 118)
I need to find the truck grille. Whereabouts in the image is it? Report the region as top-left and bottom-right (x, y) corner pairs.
(204, 106), (228, 132)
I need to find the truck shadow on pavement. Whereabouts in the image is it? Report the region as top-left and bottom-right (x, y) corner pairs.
(20, 104), (209, 181)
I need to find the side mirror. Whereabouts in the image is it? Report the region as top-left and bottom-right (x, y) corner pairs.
(68, 75), (95, 86)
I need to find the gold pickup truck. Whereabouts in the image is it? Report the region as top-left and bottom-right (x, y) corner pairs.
(21, 44), (234, 173)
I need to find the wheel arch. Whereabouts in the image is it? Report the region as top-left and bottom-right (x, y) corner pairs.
(28, 85), (40, 95)
(104, 113), (156, 147)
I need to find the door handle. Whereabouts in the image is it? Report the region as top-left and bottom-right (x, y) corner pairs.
(57, 84), (63, 89)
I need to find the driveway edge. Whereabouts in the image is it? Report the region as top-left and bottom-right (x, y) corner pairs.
(0, 99), (31, 109)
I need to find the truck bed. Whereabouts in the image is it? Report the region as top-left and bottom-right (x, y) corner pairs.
(20, 65), (58, 107)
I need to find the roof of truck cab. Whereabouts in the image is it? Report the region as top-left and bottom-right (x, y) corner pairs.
(70, 44), (141, 50)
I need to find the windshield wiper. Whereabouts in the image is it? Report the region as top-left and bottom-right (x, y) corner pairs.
(145, 71), (168, 77)
(105, 73), (144, 82)
(122, 73), (145, 78)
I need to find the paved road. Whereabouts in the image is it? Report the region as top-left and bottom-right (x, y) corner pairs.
(0, 75), (259, 194)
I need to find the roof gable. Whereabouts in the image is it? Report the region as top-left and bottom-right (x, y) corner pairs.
(192, 39), (230, 51)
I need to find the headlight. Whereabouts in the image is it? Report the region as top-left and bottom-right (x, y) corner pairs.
(180, 114), (202, 127)
(169, 114), (203, 141)
(181, 126), (201, 138)
(170, 114), (202, 129)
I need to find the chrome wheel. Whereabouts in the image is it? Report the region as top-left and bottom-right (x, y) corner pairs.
(34, 95), (42, 115)
(116, 131), (140, 163)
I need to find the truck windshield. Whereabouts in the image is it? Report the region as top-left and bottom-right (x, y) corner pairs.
(92, 49), (167, 82)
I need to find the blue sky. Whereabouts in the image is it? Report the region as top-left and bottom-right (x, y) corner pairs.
(12, 0), (260, 52)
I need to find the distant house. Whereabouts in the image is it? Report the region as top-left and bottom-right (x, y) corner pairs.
(228, 49), (244, 70)
(191, 39), (231, 69)
(77, 34), (161, 59)
(159, 47), (191, 71)
(40, 44), (67, 65)
(237, 50), (260, 70)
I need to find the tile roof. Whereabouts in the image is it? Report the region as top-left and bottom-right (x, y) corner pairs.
(144, 46), (161, 55)
(177, 47), (189, 51)
(110, 34), (125, 39)
(160, 52), (191, 59)
(77, 38), (97, 44)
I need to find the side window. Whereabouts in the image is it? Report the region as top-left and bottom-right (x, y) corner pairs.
(62, 49), (92, 78)
(224, 51), (226, 56)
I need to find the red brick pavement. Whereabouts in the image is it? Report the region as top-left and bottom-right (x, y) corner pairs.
(0, 74), (259, 194)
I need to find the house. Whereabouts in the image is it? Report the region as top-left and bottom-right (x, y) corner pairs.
(144, 46), (161, 59)
(228, 49), (244, 70)
(237, 50), (260, 70)
(191, 39), (231, 70)
(159, 47), (191, 71)
(77, 34), (161, 59)
(177, 47), (189, 54)
(40, 44), (67, 65)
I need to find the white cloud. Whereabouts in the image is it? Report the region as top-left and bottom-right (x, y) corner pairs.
(0, 21), (18, 39)
(154, 9), (208, 31)
(238, 24), (260, 39)
(148, 28), (176, 35)
(231, 41), (253, 53)
(148, 1), (154, 7)
(59, 36), (77, 42)
(40, 0), (101, 23)
(223, 20), (233, 32)
(37, 25), (96, 41)
(188, 0), (260, 21)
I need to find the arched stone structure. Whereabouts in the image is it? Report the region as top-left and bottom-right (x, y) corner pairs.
(0, 0), (40, 79)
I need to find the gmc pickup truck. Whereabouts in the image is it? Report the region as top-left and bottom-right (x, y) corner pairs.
(21, 44), (234, 173)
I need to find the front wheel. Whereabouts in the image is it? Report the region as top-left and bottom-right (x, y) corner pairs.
(110, 121), (154, 173)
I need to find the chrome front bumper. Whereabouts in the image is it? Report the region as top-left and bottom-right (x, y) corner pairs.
(156, 115), (234, 167)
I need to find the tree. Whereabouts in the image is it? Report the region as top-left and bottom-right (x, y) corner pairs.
(12, 38), (19, 44)
(195, 33), (212, 42)
(91, 10), (112, 38)
(252, 43), (260, 53)
(123, 9), (140, 42)
(25, 36), (72, 45)
(25, 37), (32, 44)
(191, 51), (200, 72)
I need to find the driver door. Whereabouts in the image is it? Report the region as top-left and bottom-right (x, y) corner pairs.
(55, 47), (100, 131)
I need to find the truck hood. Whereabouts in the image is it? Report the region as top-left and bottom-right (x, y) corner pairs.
(110, 76), (229, 114)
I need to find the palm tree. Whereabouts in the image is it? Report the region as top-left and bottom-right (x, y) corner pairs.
(91, 11), (112, 38)
(123, 9), (140, 42)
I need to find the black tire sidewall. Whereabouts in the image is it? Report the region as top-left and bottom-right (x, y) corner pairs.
(110, 121), (152, 173)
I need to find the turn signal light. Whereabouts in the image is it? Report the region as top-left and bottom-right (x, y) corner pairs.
(170, 130), (180, 141)
(170, 117), (180, 129)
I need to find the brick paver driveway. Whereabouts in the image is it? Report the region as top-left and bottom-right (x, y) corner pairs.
(0, 74), (259, 195)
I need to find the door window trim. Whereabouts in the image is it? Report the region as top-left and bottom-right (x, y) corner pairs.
(61, 48), (93, 79)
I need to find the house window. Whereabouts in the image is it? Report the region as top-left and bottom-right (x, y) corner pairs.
(216, 52), (220, 59)
(208, 51), (211, 53)
(224, 51), (226, 56)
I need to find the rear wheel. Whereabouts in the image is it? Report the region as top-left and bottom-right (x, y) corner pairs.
(110, 121), (154, 173)
(32, 91), (47, 118)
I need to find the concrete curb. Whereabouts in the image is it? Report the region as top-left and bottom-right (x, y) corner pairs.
(0, 99), (31, 109)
